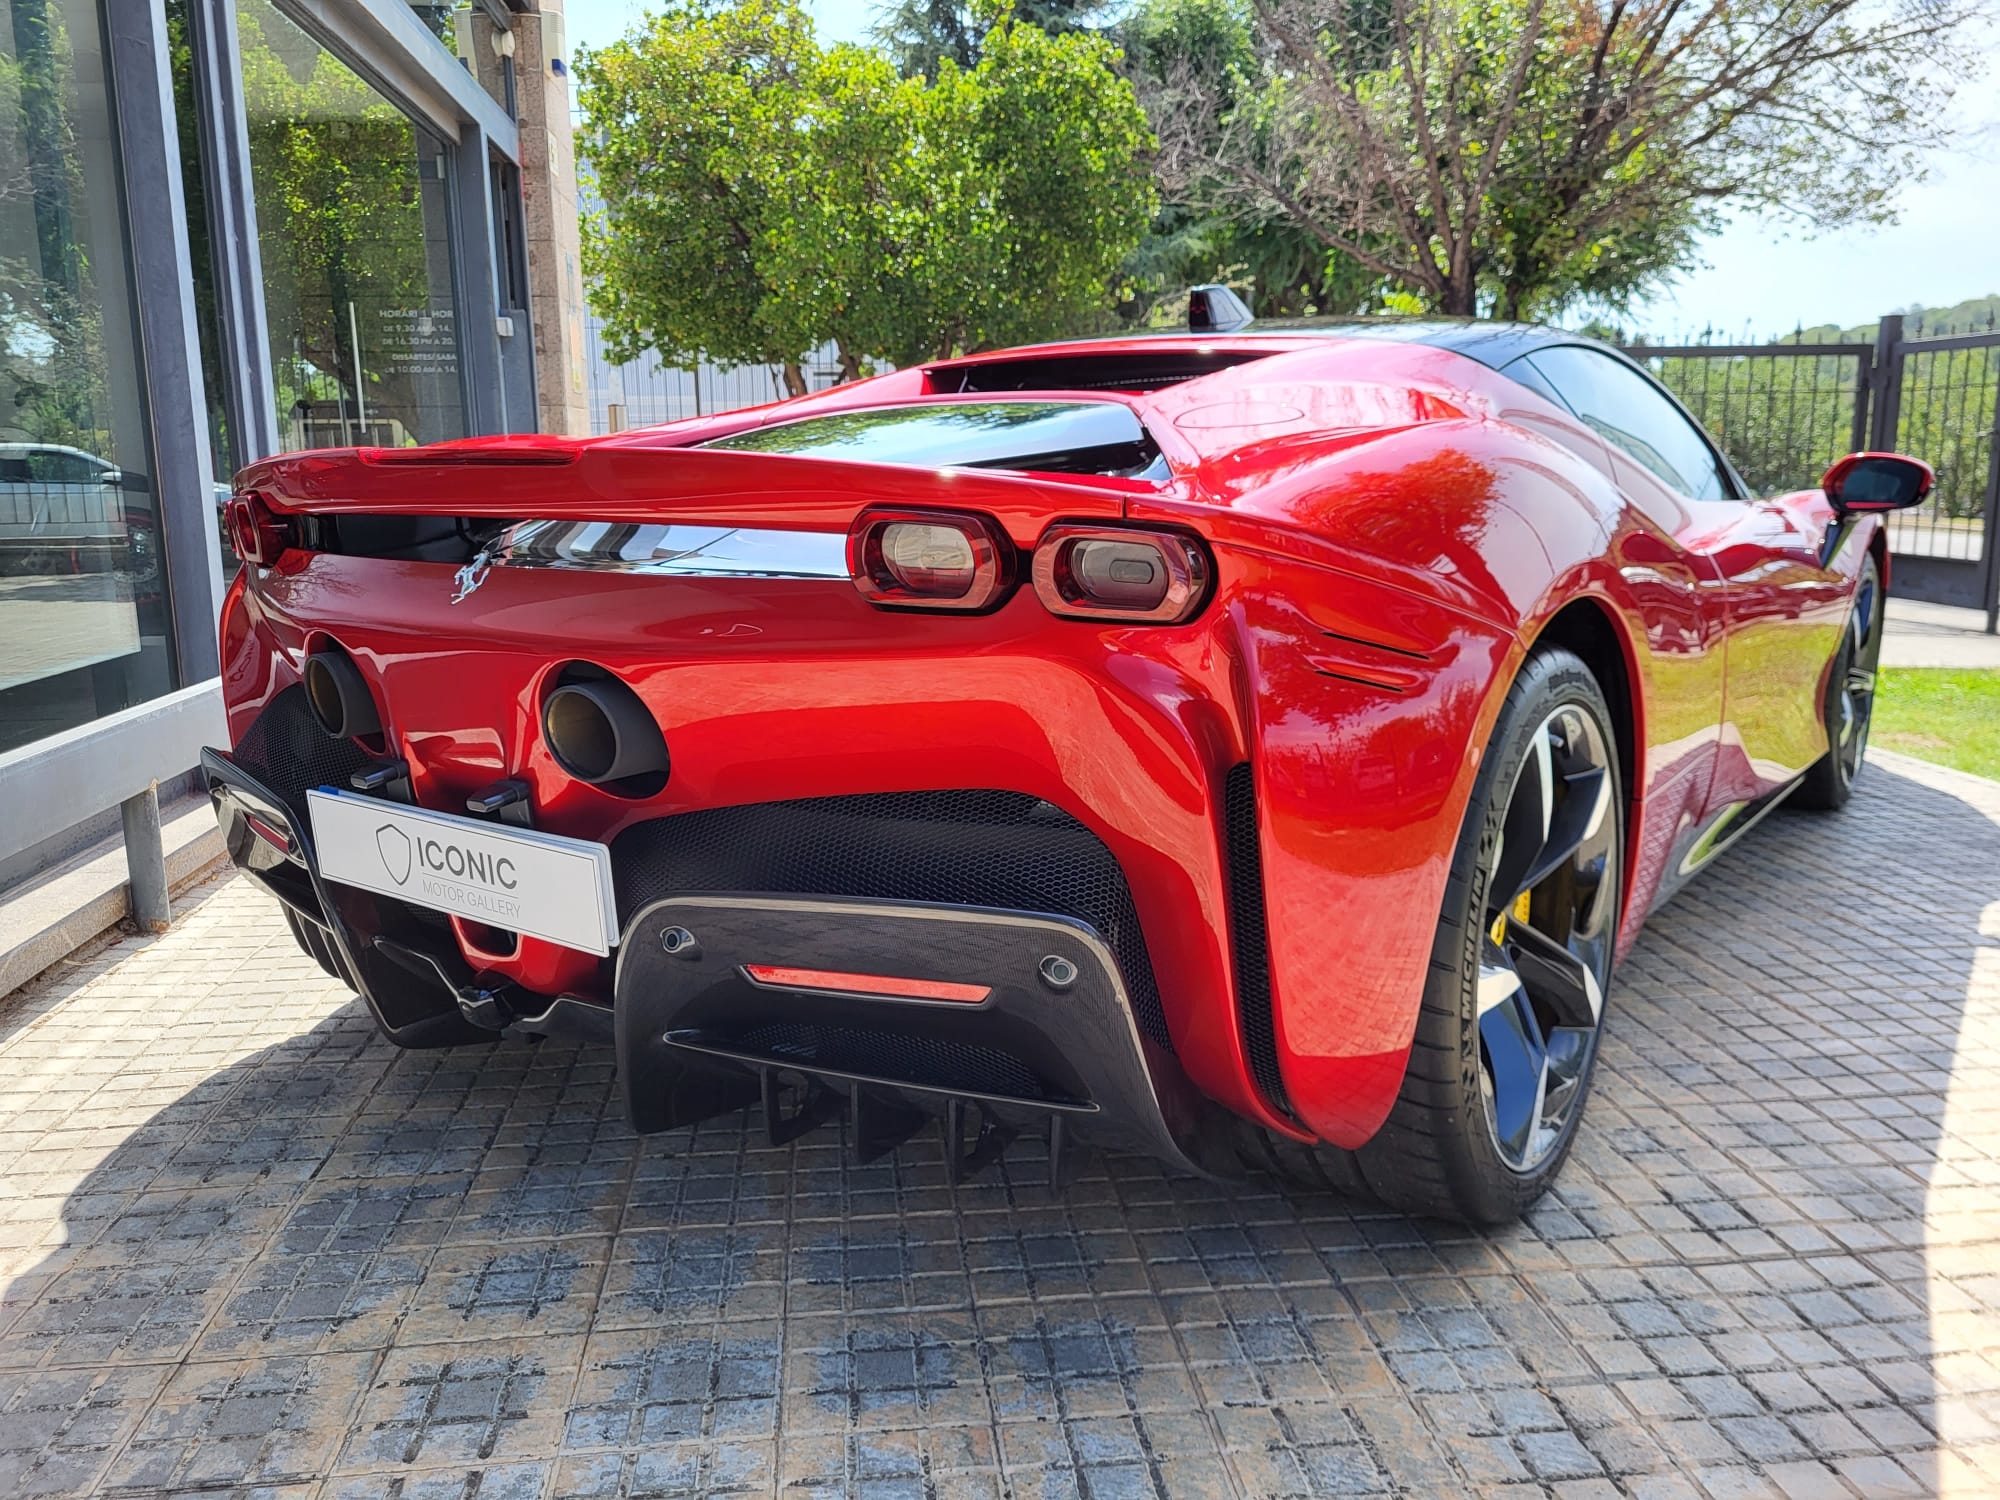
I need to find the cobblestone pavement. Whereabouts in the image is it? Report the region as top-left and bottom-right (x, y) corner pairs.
(2, 750), (1998, 1499)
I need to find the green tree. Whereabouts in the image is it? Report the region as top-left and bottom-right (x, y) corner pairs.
(1117, 0), (1378, 320)
(1137, 0), (1982, 320)
(873, 0), (1113, 80)
(578, 0), (821, 393)
(579, 2), (1155, 380)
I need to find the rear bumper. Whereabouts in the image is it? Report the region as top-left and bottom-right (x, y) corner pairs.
(203, 748), (1234, 1177)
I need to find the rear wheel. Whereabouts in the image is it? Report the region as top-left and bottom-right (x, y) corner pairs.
(1794, 552), (1882, 812)
(1247, 646), (1623, 1224)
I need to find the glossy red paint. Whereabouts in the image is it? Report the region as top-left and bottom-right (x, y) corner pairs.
(219, 332), (1889, 1151)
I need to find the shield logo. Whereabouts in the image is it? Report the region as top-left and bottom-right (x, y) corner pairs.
(375, 824), (413, 884)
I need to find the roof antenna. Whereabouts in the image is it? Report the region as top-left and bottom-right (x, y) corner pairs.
(1188, 284), (1253, 334)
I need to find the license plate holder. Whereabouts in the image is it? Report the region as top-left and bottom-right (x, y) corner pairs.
(306, 788), (617, 955)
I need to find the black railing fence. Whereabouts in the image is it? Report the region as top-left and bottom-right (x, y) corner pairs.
(1624, 313), (2000, 628)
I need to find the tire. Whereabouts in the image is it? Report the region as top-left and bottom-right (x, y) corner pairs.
(1245, 645), (1624, 1225)
(1794, 551), (1883, 812)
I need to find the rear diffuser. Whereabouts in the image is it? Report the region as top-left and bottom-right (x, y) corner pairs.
(613, 894), (1229, 1182)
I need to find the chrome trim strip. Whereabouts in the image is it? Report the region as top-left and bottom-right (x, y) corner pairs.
(487, 520), (850, 579)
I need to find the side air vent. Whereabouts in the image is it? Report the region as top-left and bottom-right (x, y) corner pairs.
(1225, 763), (1289, 1116)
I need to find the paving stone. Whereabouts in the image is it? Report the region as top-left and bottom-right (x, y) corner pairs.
(0, 751), (1996, 1495)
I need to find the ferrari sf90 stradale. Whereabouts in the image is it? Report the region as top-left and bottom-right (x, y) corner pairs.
(206, 307), (1931, 1222)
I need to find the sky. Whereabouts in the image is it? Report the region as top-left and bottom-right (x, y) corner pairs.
(559, 0), (2000, 340)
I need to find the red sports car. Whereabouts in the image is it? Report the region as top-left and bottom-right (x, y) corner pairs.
(204, 312), (1932, 1223)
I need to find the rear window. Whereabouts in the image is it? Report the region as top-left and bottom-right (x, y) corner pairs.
(703, 401), (1166, 478)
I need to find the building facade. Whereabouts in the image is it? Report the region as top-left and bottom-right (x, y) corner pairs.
(0, 0), (583, 882)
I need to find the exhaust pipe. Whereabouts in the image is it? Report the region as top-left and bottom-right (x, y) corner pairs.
(302, 650), (381, 740)
(543, 678), (669, 785)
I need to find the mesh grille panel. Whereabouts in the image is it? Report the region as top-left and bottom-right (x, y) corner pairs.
(1225, 763), (1288, 1113)
(229, 686), (375, 818)
(612, 790), (1172, 1052)
(728, 1021), (1050, 1101)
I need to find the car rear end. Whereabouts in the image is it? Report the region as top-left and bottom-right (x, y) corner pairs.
(207, 361), (1510, 1173)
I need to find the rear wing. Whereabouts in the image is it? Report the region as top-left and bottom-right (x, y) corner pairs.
(234, 442), (1159, 547)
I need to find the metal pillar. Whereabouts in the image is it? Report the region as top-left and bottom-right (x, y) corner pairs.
(1866, 314), (1905, 453)
(104, 0), (224, 685)
(120, 784), (172, 933)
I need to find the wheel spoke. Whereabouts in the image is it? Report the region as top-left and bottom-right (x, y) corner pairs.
(1488, 762), (1610, 918)
(1538, 1027), (1594, 1130)
(1488, 726), (1553, 918)
(1504, 920), (1604, 1028)
(1477, 949), (1548, 1167)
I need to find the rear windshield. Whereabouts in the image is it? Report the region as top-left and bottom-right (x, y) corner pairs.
(702, 400), (1166, 478)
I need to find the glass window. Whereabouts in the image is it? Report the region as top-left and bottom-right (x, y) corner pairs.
(1525, 346), (1732, 502)
(237, 0), (467, 452)
(0, 0), (177, 755)
(705, 401), (1166, 477)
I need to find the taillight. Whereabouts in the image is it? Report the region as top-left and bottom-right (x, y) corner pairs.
(225, 492), (293, 566)
(1032, 525), (1211, 624)
(847, 508), (1014, 611)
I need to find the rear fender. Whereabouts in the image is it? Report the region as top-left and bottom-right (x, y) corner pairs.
(1225, 554), (1516, 1147)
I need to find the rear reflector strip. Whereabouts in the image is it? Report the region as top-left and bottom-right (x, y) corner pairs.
(743, 964), (992, 1004)
(243, 812), (292, 854)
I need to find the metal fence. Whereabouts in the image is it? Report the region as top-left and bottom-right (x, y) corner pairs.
(1625, 313), (2000, 628)
(584, 318), (848, 433)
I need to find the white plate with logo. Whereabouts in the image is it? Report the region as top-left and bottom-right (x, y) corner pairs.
(307, 789), (619, 955)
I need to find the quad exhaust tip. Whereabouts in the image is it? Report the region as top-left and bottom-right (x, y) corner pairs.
(302, 649), (381, 740)
(543, 674), (669, 788)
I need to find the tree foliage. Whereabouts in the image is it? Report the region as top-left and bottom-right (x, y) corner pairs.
(873, 0), (1114, 80)
(1132, 0), (1984, 319)
(578, 0), (1155, 381)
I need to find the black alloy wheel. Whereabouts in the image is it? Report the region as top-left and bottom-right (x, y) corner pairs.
(1242, 646), (1624, 1224)
(1474, 698), (1619, 1176)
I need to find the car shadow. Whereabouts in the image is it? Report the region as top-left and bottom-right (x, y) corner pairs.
(0, 756), (1994, 1496)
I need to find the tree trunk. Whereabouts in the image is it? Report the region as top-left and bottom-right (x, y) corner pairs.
(836, 347), (865, 384)
(780, 362), (809, 398)
(1438, 274), (1480, 317)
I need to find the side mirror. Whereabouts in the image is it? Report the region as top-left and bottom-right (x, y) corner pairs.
(1821, 452), (1933, 515)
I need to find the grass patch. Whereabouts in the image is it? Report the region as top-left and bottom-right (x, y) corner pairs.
(1872, 669), (2000, 781)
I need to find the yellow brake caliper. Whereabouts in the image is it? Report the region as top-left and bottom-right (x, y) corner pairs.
(1491, 888), (1531, 946)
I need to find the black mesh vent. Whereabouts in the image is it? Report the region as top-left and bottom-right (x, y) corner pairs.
(930, 350), (1270, 393)
(229, 686), (375, 818)
(1225, 763), (1288, 1114)
(725, 1021), (1051, 1101)
(612, 790), (1172, 1052)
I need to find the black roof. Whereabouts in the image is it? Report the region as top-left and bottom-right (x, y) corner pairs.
(1231, 317), (1612, 373)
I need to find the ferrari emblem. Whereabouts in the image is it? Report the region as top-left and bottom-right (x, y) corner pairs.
(375, 824), (413, 884)
(450, 550), (492, 604)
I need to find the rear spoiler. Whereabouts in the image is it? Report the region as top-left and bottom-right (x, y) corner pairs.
(233, 443), (1153, 547)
